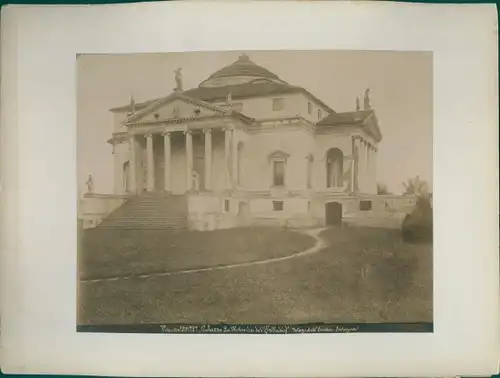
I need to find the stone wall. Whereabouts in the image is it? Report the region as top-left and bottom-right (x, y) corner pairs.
(78, 194), (129, 229)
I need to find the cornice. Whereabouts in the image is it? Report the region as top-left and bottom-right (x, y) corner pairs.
(249, 116), (316, 135)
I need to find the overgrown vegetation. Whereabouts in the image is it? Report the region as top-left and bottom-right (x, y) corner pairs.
(401, 195), (433, 243)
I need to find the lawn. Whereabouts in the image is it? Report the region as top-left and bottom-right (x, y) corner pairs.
(79, 227), (316, 280)
(78, 226), (432, 325)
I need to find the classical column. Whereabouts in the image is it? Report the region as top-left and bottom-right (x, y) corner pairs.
(163, 131), (171, 192)
(185, 130), (193, 191)
(145, 133), (155, 191)
(350, 137), (355, 193)
(360, 139), (365, 192)
(366, 142), (371, 193)
(224, 127), (232, 189)
(365, 141), (370, 193)
(204, 129), (212, 191)
(129, 135), (137, 194)
(373, 146), (377, 193)
(231, 129), (238, 189)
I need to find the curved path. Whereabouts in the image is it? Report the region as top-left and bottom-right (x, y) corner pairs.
(81, 228), (327, 284)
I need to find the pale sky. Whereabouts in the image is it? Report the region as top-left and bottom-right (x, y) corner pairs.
(77, 50), (433, 195)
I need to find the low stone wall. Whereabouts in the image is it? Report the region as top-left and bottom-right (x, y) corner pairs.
(187, 212), (239, 231)
(343, 211), (406, 229)
(78, 193), (129, 229)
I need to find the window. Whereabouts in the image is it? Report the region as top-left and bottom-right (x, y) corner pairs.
(318, 109), (322, 119)
(273, 201), (284, 211)
(326, 148), (344, 188)
(273, 98), (285, 111)
(308, 102), (312, 114)
(232, 102), (243, 112)
(359, 200), (372, 211)
(268, 150), (289, 188)
(273, 161), (285, 186)
(224, 199), (230, 212)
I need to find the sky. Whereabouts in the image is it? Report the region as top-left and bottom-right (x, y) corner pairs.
(77, 50), (433, 195)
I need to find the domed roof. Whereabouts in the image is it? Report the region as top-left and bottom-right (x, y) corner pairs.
(200, 53), (285, 87)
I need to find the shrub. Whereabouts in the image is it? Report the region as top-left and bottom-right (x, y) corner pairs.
(401, 196), (433, 243)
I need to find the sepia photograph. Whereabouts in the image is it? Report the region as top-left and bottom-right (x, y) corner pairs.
(3, 1), (498, 375)
(77, 50), (433, 332)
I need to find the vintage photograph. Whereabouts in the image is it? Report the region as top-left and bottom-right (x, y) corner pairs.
(77, 50), (433, 331)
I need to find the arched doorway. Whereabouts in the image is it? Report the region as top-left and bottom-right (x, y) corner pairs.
(326, 148), (344, 188)
(325, 202), (342, 226)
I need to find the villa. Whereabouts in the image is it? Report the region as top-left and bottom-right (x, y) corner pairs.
(79, 53), (415, 231)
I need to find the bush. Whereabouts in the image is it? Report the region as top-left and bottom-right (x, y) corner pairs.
(401, 196), (433, 243)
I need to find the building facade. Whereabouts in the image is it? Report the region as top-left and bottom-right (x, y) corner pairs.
(84, 54), (414, 231)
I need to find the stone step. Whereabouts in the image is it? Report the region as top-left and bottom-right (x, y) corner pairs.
(97, 193), (188, 230)
(98, 224), (186, 230)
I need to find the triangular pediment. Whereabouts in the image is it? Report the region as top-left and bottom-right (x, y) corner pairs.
(363, 113), (382, 142)
(127, 93), (230, 124)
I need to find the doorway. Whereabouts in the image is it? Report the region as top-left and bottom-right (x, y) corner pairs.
(325, 202), (342, 226)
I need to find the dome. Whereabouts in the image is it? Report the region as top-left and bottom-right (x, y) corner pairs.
(199, 53), (287, 88)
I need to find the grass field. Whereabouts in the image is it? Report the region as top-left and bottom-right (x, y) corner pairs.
(78, 226), (432, 325)
(79, 227), (315, 280)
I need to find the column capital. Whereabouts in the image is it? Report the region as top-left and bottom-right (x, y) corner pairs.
(183, 129), (192, 135)
(144, 132), (153, 138)
(161, 131), (171, 137)
(203, 128), (212, 135)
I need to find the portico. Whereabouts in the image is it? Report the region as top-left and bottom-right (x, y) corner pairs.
(127, 122), (239, 196)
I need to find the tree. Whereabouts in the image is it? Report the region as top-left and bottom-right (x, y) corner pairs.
(401, 195), (433, 243)
(402, 175), (429, 197)
(377, 183), (390, 195)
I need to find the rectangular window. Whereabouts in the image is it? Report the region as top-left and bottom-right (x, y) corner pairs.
(308, 102), (312, 114)
(273, 201), (284, 211)
(359, 200), (372, 211)
(273, 161), (285, 186)
(318, 109), (322, 119)
(273, 98), (284, 111)
(232, 102), (243, 112)
(224, 199), (230, 212)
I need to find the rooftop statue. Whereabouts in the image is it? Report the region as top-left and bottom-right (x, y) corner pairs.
(364, 88), (371, 110)
(174, 68), (183, 91)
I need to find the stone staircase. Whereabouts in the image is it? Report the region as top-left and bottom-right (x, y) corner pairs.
(97, 192), (188, 230)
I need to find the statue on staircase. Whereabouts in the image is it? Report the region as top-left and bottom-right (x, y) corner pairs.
(86, 174), (94, 194)
(191, 169), (200, 193)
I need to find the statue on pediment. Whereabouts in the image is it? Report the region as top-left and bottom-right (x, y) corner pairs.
(191, 169), (200, 192)
(174, 68), (183, 91)
(364, 88), (371, 110)
(356, 96), (360, 111)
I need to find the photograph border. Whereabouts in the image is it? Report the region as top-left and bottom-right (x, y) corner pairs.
(1, 2), (498, 376)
